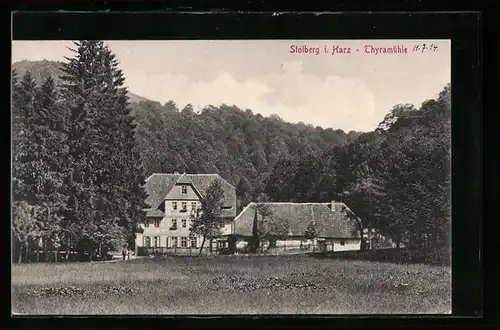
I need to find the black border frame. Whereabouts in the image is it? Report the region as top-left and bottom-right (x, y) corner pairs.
(4, 4), (494, 328)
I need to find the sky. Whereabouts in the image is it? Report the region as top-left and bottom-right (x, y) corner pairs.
(12, 40), (450, 132)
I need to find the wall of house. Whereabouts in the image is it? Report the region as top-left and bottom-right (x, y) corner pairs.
(163, 199), (201, 217)
(330, 238), (361, 252)
(230, 237), (361, 253)
(136, 216), (233, 249)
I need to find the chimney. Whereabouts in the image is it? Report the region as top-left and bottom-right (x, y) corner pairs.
(331, 201), (341, 212)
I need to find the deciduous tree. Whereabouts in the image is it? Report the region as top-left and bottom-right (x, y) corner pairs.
(189, 179), (225, 255)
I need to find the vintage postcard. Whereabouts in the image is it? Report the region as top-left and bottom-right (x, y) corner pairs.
(11, 39), (451, 315)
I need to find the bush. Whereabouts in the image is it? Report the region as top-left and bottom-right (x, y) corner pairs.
(311, 247), (450, 266)
(218, 247), (234, 255)
(137, 247), (150, 257)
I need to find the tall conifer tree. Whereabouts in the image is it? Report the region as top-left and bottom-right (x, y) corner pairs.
(60, 41), (147, 255)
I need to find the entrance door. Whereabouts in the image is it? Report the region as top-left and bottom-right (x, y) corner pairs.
(319, 241), (327, 252)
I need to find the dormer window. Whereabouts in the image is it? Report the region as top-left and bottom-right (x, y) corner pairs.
(181, 185), (187, 194)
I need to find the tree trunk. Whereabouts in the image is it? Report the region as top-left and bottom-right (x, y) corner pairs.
(209, 239), (213, 254)
(36, 240), (40, 263)
(26, 240), (30, 263)
(18, 243), (23, 264)
(198, 237), (206, 256)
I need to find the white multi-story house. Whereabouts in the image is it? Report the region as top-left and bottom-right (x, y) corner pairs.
(136, 172), (236, 253)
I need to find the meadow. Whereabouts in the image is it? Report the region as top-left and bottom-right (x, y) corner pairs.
(11, 255), (451, 315)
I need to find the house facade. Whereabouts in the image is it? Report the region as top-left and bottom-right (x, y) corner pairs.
(136, 172), (236, 253)
(231, 201), (362, 253)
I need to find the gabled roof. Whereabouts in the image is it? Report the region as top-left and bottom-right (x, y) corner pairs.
(233, 202), (359, 239)
(144, 173), (182, 211)
(144, 173), (236, 218)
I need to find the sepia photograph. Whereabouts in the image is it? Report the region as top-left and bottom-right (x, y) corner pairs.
(11, 39), (451, 315)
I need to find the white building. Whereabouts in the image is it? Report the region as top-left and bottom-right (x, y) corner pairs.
(231, 201), (362, 253)
(136, 172), (236, 254)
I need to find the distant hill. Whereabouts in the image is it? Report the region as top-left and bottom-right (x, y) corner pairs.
(11, 60), (152, 103)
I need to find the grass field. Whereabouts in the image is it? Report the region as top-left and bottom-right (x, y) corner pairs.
(12, 255), (451, 315)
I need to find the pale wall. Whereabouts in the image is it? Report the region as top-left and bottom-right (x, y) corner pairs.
(233, 237), (361, 252)
(165, 183), (200, 201)
(331, 239), (361, 252)
(275, 238), (360, 251)
(137, 215), (233, 248)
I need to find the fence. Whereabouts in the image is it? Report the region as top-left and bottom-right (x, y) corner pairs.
(138, 243), (323, 257)
(12, 250), (112, 263)
(251, 244), (321, 255)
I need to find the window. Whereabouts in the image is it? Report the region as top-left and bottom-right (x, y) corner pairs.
(144, 220), (150, 228)
(218, 241), (226, 248)
(171, 219), (177, 229)
(191, 202), (197, 210)
(181, 202), (187, 211)
(181, 237), (188, 248)
(182, 219), (187, 228)
(181, 185), (187, 194)
(171, 237), (178, 247)
(154, 236), (160, 247)
(154, 219), (161, 228)
(172, 202), (177, 210)
(340, 239), (346, 246)
(143, 236), (151, 247)
(219, 221), (225, 229)
(191, 238), (197, 248)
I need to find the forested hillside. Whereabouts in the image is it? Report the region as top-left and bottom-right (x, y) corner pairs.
(12, 60), (151, 103)
(131, 100), (360, 209)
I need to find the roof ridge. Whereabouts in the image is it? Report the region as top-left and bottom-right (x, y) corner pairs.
(310, 204), (315, 225)
(251, 202), (331, 205)
(176, 173), (186, 183)
(187, 173), (234, 188)
(145, 173), (168, 181)
(234, 203), (254, 222)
